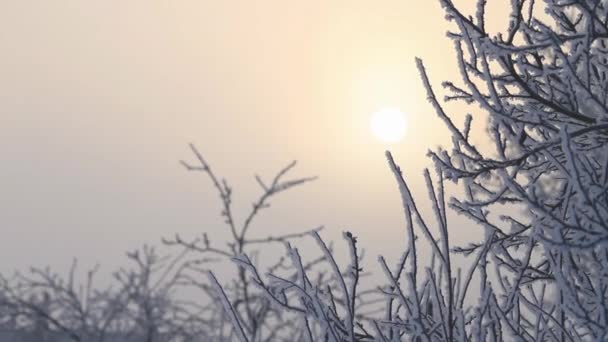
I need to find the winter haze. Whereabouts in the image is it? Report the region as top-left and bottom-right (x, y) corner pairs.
(0, 1), (509, 274)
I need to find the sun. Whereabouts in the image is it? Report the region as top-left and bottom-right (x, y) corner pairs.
(370, 108), (407, 143)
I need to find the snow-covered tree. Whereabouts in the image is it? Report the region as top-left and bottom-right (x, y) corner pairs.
(420, 0), (608, 339)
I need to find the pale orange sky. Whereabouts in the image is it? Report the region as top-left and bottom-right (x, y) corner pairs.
(0, 1), (511, 273)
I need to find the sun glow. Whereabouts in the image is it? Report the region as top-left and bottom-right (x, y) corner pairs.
(370, 108), (407, 143)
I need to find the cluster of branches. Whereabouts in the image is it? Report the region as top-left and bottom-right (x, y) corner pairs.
(0, 246), (214, 341)
(423, 0), (608, 339)
(162, 144), (329, 341)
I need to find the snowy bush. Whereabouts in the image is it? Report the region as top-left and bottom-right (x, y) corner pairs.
(0, 246), (206, 341)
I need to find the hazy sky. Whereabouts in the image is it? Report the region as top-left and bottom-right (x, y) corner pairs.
(0, 1), (510, 274)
